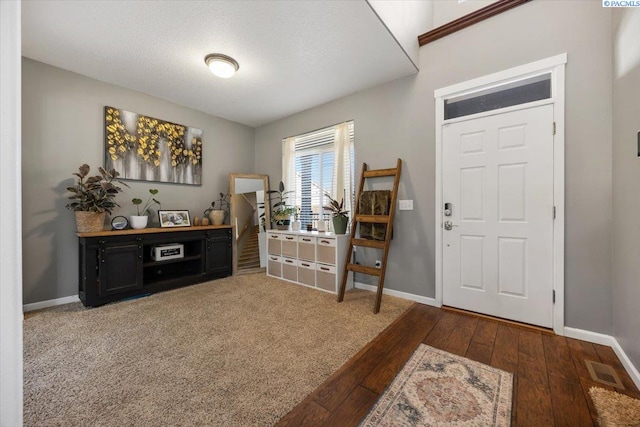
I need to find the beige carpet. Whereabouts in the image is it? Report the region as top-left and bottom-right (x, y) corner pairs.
(24, 273), (412, 426)
(360, 344), (513, 427)
(589, 386), (640, 427)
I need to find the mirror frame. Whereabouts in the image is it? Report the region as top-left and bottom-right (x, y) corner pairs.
(229, 173), (270, 274)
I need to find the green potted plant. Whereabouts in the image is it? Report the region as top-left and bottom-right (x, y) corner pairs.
(267, 181), (295, 230)
(66, 164), (127, 232)
(131, 189), (161, 229)
(204, 192), (230, 225)
(323, 193), (349, 234)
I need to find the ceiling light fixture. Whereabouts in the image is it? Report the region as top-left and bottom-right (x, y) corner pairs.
(204, 53), (239, 79)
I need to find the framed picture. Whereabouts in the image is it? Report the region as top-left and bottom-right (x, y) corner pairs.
(104, 106), (203, 185)
(158, 210), (191, 228)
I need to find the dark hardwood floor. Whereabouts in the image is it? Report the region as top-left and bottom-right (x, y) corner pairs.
(277, 303), (640, 427)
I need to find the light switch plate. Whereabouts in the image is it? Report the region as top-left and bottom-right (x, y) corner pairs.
(399, 200), (413, 210)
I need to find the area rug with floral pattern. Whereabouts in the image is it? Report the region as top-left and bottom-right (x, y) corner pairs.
(360, 344), (513, 426)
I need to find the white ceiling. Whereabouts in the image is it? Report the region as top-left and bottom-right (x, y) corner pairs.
(21, 1), (418, 128)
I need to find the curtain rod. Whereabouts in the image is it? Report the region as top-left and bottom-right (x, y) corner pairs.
(282, 119), (354, 141)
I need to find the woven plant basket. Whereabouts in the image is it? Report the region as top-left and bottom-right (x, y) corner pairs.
(75, 211), (106, 233)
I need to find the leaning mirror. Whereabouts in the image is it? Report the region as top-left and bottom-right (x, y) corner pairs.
(229, 173), (270, 275)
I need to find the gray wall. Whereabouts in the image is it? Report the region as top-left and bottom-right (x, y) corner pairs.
(22, 58), (255, 304)
(612, 9), (640, 370)
(255, 1), (614, 333)
(367, 0), (432, 67)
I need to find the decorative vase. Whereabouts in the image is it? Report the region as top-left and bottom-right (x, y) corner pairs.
(75, 211), (106, 233)
(332, 216), (348, 234)
(208, 210), (225, 226)
(291, 219), (301, 231)
(317, 217), (326, 232)
(130, 215), (148, 230)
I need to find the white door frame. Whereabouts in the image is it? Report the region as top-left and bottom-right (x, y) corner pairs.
(434, 53), (567, 335)
(1, 0), (23, 425)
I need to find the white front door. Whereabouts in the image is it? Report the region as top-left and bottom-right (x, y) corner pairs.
(442, 104), (554, 328)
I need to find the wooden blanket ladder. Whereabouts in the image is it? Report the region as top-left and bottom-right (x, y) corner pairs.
(337, 158), (402, 314)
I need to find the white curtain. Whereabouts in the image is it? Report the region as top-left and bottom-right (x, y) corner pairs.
(282, 136), (296, 206)
(332, 122), (353, 216)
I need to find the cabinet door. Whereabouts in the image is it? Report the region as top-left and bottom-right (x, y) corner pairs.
(267, 255), (282, 277)
(317, 237), (337, 265)
(281, 234), (297, 257)
(206, 230), (232, 276)
(297, 236), (316, 261)
(98, 241), (143, 296)
(267, 232), (282, 255)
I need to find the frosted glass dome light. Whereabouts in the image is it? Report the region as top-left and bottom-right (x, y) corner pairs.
(204, 54), (239, 79)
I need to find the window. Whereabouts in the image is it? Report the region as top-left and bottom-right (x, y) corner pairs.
(444, 73), (552, 120)
(283, 121), (354, 229)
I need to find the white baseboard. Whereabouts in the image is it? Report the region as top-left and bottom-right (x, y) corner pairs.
(564, 326), (640, 390)
(23, 295), (80, 312)
(563, 326), (614, 346)
(354, 281), (440, 307)
(611, 339), (640, 390)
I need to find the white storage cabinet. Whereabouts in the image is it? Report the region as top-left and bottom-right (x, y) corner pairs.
(266, 230), (352, 294)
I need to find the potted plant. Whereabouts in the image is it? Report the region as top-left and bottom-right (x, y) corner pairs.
(267, 181), (295, 230)
(272, 206), (297, 230)
(204, 192), (230, 226)
(131, 189), (161, 229)
(323, 193), (349, 234)
(66, 164), (127, 232)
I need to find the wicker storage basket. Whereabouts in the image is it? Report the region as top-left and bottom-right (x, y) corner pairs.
(75, 211), (106, 233)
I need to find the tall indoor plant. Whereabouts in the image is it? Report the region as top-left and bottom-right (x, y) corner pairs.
(323, 193), (349, 234)
(66, 164), (127, 232)
(267, 181), (295, 230)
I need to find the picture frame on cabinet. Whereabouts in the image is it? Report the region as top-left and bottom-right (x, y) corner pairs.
(158, 210), (191, 228)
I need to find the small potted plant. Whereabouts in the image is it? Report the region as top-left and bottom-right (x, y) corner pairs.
(131, 189), (161, 229)
(66, 164), (127, 232)
(272, 206), (297, 230)
(267, 181), (295, 230)
(204, 192), (230, 225)
(323, 193), (349, 234)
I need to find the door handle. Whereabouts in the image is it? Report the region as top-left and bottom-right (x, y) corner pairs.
(443, 221), (458, 231)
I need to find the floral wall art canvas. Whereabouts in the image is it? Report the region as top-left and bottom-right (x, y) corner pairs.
(104, 106), (203, 185)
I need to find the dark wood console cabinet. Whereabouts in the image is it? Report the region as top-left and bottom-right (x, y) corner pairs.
(78, 225), (232, 307)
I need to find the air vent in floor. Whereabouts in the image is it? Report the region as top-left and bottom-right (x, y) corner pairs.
(585, 360), (625, 389)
